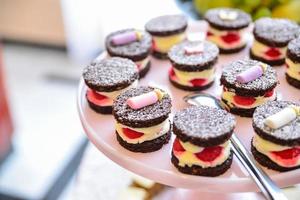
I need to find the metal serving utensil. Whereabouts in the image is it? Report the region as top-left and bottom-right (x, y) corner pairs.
(183, 92), (287, 200)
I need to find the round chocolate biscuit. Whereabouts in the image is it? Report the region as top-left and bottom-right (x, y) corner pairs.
(253, 17), (300, 47)
(253, 101), (300, 146)
(219, 44), (247, 54)
(83, 57), (139, 92)
(249, 50), (285, 66)
(251, 142), (300, 172)
(286, 73), (300, 89)
(168, 41), (219, 72)
(86, 98), (113, 114)
(287, 37), (300, 63)
(116, 125), (171, 153)
(113, 86), (172, 128)
(145, 15), (187, 36)
(204, 8), (251, 31)
(105, 29), (152, 62)
(220, 59), (278, 97)
(171, 151), (233, 177)
(152, 50), (169, 59)
(173, 106), (235, 147)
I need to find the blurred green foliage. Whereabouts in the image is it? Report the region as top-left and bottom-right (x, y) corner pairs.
(193, 0), (300, 22)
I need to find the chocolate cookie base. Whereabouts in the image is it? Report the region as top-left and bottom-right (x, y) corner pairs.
(171, 151), (233, 177)
(87, 99), (112, 114)
(169, 77), (214, 91)
(219, 45), (246, 54)
(221, 98), (256, 117)
(251, 143), (300, 172)
(286, 73), (300, 89)
(152, 50), (168, 59)
(139, 60), (151, 79)
(116, 130), (171, 153)
(250, 50), (285, 66)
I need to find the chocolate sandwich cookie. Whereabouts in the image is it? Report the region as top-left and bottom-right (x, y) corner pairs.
(171, 106), (235, 177)
(204, 8), (251, 54)
(83, 57), (139, 114)
(113, 86), (172, 152)
(250, 17), (300, 66)
(252, 101), (300, 171)
(168, 40), (219, 91)
(220, 59), (278, 117)
(105, 29), (152, 78)
(145, 15), (187, 59)
(286, 37), (300, 89)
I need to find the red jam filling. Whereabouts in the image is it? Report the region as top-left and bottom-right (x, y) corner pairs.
(221, 32), (240, 44)
(122, 128), (144, 139)
(190, 78), (207, 87)
(173, 138), (185, 152)
(271, 148), (300, 160)
(195, 146), (223, 162)
(86, 89), (108, 105)
(206, 31), (213, 37)
(233, 95), (256, 106)
(264, 89), (274, 98)
(152, 40), (157, 51)
(265, 48), (281, 59)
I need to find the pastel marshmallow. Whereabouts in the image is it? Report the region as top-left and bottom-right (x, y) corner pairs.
(184, 44), (204, 55)
(236, 65), (264, 84)
(219, 10), (237, 21)
(111, 31), (138, 46)
(264, 106), (298, 129)
(127, 91), (159, 110)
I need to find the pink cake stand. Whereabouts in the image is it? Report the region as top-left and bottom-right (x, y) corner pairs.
(77, 22), (300, 199)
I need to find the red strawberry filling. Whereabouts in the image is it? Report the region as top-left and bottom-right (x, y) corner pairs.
(265, 48), (281, 59)
(271, 148), (300, 160)
(264, 89), (274, 98)
(195, 146), (223, 162)
(169, 67), (176, 80)
(173, 138), (185, 152)
(233, 95), (256, 106)
(221, 32), (240, 44)
(152, 40), (157, 51)
(206, 31), (213, 37)
(86, 89), (109, 105)
(190, 78), (207, 87)
(122, 128), (144, 139)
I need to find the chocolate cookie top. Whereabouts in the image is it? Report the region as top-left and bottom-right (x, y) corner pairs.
(287, 37), (300, 63)
(168, 41), (219, 72)
(253, 18), (300, 47)
(204, 8), (251, 30)
(220, 59), (278, 96)
(113, 86), (172, 128)
(83, 57), (139, 92)
(105, 29), (152, 61)
(145, 15), (187, 36)
(173, 106), (235, 147)
(253, 101), (300, 146)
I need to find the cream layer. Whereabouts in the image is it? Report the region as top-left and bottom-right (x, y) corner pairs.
(286, 58), (300, 81)
(251, 40), (286, 61)
(152, 32), (186, 53)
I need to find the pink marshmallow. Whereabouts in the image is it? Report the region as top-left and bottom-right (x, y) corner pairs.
(111, 31), (138, 46)
(184, 44), (204, 55)
(236, 65), (264, 84)
(127, 91), (158, 110)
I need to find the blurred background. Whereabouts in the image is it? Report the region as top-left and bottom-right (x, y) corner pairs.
(0, 0), (299, 199)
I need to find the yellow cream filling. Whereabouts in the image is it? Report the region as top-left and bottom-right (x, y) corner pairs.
(221, 89), (276, 109)
(174, 141), (230, 168)
(251, 40), (286, 60)
(207, 26), (247, 49)
(172, 68), (215, 86)
(97, 80), (138, 100)
(253, 134), (300, 167)
(115, 119), (170, 144)
(153, 32), (186, 53)
(286, 58), (300, 81)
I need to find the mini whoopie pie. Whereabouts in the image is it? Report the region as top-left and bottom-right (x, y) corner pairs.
(113, 86), (172, 153)
(171, 106), (235, 177)
(105, 29), (152, 78)
(220, 59), (278, 117)
(83, 57), (139, 114)
(204, 8), (251, 54)
(168, 40), (219, 91)
(145, 14), (187, 59)
(286, 37), (300, 89)
(250, 17), (300, 66)
(252, 101), (300, 172)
